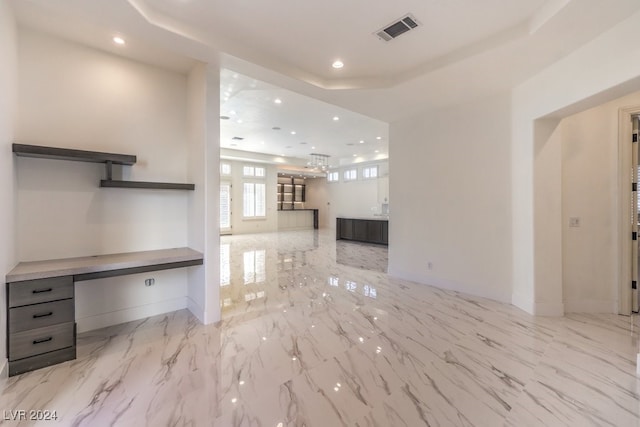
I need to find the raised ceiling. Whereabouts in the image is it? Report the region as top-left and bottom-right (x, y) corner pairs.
(219, 69), (388, 166)
(10, 0), (640, 123)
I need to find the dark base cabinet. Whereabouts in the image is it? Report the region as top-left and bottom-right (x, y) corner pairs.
(6, 276), (76, 376)
(337, 218), (388, 245)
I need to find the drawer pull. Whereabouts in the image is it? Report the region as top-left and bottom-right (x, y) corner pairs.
(32, 288), (53, 294)
(33, 312), (53, 319)
(33, 337), (53, 345)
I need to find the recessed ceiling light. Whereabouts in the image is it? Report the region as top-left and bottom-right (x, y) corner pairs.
(375, 150), (380, 153)
(291, 131), (296, 135)
(359, 140), (364, 144)
(237, 119), (243, 123)
(332, 60), (344, 69)
(353, 154), (357, 157)
(376, 136), (382, 140)
(230, 110), (236, 115)
(311, 146), (316, 149)
(274, 98), (282, 104)
(333, 116), (339, 121)
(112, 36), (125, 45)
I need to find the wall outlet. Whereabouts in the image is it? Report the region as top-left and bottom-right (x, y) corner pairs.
(145, 278), (155, 287)
(569, 217), (581, 227)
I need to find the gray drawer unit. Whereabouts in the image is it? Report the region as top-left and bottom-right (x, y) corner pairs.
(9, 322), (75, 361)
(6, 275), (76, 376)
(8, 276), (73, 308)
(9, 299), (75, 333)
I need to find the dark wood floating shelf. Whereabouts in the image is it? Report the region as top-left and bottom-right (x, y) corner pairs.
(100, 180), (195, 191)
(13, 143), (195, 191)
(13, 143), (136, 165)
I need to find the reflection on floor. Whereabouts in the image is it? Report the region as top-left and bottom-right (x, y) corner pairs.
(2, 229), (640, 426)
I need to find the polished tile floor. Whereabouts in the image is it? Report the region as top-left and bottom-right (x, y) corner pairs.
(2, 229), (640, 426)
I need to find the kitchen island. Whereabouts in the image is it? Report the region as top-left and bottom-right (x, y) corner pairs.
(336, 217), (388, 245)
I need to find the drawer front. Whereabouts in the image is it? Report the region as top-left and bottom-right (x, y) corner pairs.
(9, 322), (75, 361)
(9, 299), (74, 333)
(8, 276), (73, 308)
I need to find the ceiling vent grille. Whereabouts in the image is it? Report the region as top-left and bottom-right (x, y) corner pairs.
(375, 13), (420, 42)
(231, 136), (244, 141)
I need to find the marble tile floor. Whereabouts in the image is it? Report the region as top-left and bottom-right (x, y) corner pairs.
(2, 229), (640, 426)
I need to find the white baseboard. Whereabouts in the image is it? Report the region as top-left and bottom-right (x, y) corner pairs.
(76, 297), (188, 333)
(564, 299), (617, 313)
(511, 290), (535, 315)
(533, 301), (564, 316)
(387, 267), (511, 304)
(187, 296), (205, 324)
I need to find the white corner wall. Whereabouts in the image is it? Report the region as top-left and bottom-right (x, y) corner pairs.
(389, 93), (513, 303)
(0, 0), (18, 373)
(15, 28), (193, 331)
(513, 9), (640, 315)
(187, 63), (220, 324)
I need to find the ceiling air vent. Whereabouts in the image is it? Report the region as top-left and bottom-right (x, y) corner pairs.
(231, 136), (244, 141)
(375, 13), (420, 42)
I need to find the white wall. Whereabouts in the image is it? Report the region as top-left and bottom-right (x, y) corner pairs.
(559, 90), (640, 312)
(389, 93), (513, 303)
(304, 177), (329, 228)
(0, 0), (18, 373)
(15, 28), (192, 331)
(324, 160), (389, 229)
(187, 63), (220, 324)
(221, 159), (278, 234)
(512, 9), (640, 315)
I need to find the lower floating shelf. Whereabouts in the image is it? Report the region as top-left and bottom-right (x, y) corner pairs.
(100, 180), (195, 190)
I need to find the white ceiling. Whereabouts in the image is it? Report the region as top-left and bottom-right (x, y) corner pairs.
(219, 69), (388, 166)
(10, 0), (640, 163)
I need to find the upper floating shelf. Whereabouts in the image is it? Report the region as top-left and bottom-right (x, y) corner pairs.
(13, 143), (195, 191)
(13, 143), (136, 165)
(100, 180), (195, 191)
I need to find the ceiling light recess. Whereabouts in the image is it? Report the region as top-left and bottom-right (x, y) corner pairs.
(332, 60), (344, 69)
(375, 13), (420, 42)
(112, 36), (125, 45)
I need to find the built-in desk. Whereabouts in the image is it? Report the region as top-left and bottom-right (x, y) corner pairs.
(336, 217), (389, 245)
(5, 248), (203, 376)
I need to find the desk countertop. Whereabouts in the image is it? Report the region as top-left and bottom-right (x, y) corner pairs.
(6, 247), (203, 283)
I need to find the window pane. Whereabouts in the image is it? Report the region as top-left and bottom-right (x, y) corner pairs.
(255, 167), (265, 177)
(243, 166), (254, 176)
(243, 183), (255, 217)
(220, 163), (231, 175)
(255, 183), (266, 216)
(220, 184), (231, 228)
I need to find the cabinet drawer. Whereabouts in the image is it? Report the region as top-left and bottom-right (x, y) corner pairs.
(9, 299), (74, 333)
(9, 322), (74, 361)
(8, 276), (73, 308)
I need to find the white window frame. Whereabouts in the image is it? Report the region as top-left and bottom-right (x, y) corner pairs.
(243, 165), (266, 178)
(343, 169), (357, 181)
(327, 171), (339, 182)
(362, 165), (378, 180)
(243, 181), (266, 218)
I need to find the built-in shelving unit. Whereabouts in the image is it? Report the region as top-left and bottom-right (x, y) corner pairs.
(13, 143), (195, 190)
(277, 176), (305, 210)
